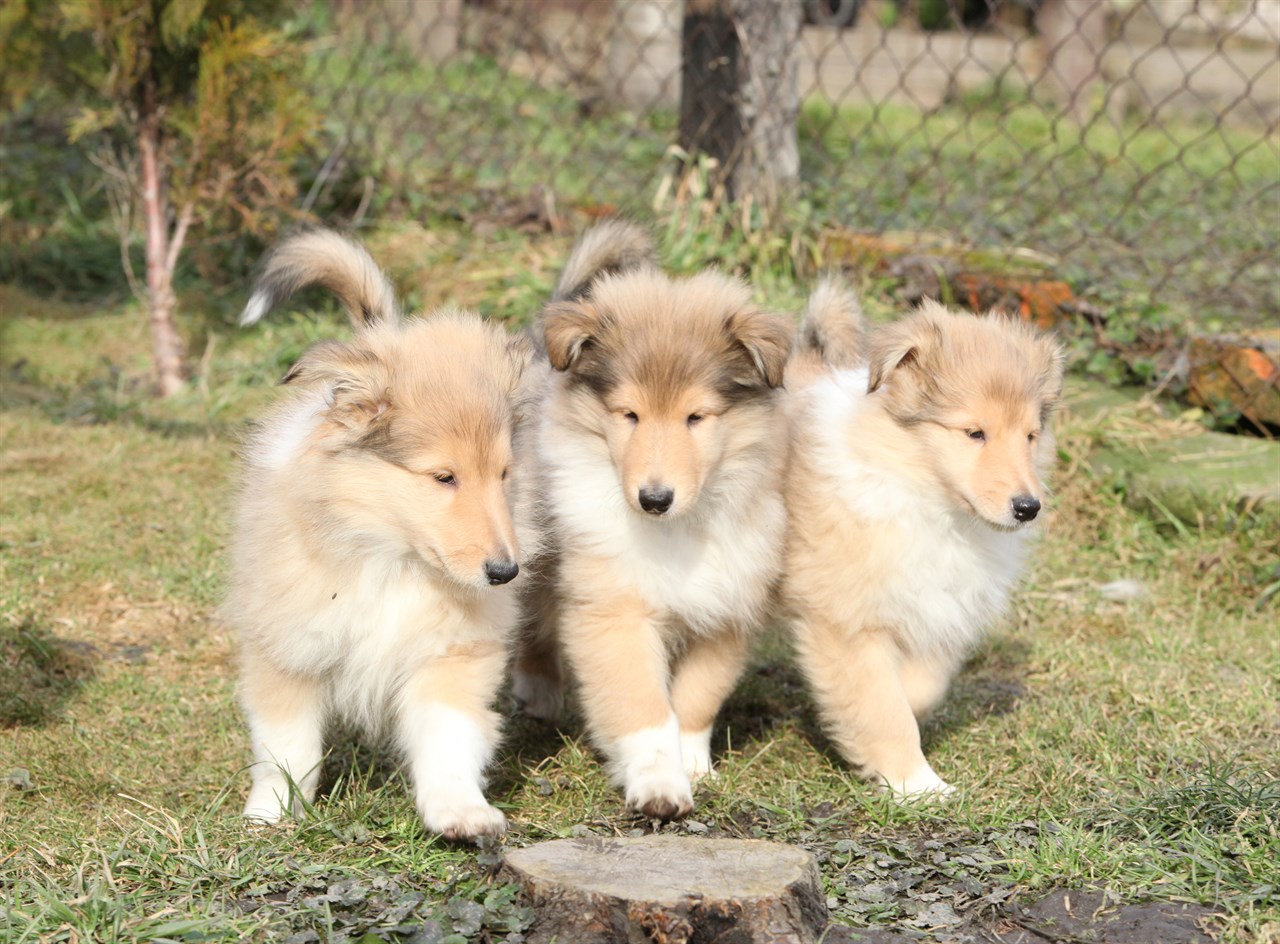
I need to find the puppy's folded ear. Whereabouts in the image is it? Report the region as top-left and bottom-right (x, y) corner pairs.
(866, 310), (944, 394)
(542, 300), (601, 371)
(1037, 335), (1067, 409)
(506, 331), (535, 378)
(505, 331), (546, 420)
(726, 308), (794, 389)
(282, 340), (392, 429)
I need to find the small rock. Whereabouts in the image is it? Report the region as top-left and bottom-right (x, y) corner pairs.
(7, 768), (33, 790)
(909, 901), (963, 929)
(1100, 579), (1147, 602)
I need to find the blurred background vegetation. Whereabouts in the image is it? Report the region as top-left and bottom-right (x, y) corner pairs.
(0, 0), (1276, 425)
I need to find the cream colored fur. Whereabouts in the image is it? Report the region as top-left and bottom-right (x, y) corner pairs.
(226, 231), (539, 840)
(783, 294), (1064, 798)
(514, 223), (794, 820)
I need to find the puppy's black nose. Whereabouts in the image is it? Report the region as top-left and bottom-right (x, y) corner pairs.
(638, 486), (674, 515)
(1011, 495), (1041, 522)
(484, 559), (519, 585)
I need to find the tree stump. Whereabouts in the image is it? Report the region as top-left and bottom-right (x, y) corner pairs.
(499, 835), (826, 944)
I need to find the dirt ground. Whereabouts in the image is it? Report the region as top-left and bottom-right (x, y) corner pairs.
(825, 887), (1218, 943)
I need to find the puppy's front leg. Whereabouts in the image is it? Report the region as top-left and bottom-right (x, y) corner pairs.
(669, 624), (752, 782)
(240, 653), (325, 822)
(398, 642), (507, 841)
(794, 617), (954, 799)
(511, 564), (566, 721)
(562, 592), (692, 820)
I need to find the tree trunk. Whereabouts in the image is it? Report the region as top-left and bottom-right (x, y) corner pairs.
(138, 85), (186, 398)
(678, 0), (800, 210)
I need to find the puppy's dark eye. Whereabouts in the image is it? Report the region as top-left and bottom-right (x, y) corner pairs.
(966, 429), (985, 442)
(687, 413), (704, 427)
(501, 468), (509, 481)
(622, 410), (638, 424)
(1027, 431), (1038, 443)
(434, 472), (457, 486)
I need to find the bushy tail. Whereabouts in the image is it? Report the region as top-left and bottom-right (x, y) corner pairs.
(553, 219), (656, 302)
(240, 229), (399, 329)
(797, 276), (866, 369)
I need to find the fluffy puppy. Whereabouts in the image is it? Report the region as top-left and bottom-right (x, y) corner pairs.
(513, 221), (794, 820)
(782, 282), (1064, 797)
(226, 230), (538, 840)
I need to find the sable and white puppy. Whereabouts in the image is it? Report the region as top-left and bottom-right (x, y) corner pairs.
(226, 230), (537, 840)
(782, 282), (1064, 797)
(513, 221), (794, 820)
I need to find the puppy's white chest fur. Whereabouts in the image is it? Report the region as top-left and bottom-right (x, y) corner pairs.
(883, 511), (1027, 654)
(261, 554), (514, 730)
(543, 427), (782, 632)
(621, 494), (782, 631)
(809, 370), (1029, 654)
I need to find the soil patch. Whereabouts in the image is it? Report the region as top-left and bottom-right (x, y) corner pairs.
(1000, 889), (1217, 944)
(820, 888), (1218, 943)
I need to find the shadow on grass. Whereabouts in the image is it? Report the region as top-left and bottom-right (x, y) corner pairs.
(310, 707), (578, 810)
(312, 728), (405, 805)
(489, 689), (588, 797)
(0, 357), (239, 439)
(719, 629), (1034, 775)
(926, 635), (1033, 741)
(0, 613), (98, 728)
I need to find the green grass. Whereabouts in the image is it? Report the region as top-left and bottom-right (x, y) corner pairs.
(1, 219), (1278, 942)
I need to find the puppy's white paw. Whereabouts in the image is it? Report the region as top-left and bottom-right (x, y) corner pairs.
(243, 782), (294, 823)
(419, 792), (507, 841)
(679, 727), (716, 783)
(882, 763), (956, 802)
(625, 763), (694, 821)
(614, 714), (693, 820)
(511, 670), (564, 721)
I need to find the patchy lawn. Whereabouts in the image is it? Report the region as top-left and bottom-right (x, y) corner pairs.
(1, 222), (1277, 943)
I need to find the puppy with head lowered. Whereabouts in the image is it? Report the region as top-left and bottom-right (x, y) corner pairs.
(513, 221), (794, 820)
(782, 283), (1063, 798)
(225, 230), (538, 840)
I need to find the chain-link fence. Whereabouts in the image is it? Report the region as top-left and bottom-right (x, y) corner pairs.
(1, 1), (1276, 425)
(304, 0), (1278, 429)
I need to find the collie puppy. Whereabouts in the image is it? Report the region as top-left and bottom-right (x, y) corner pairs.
(512, 221), (794, 820)
(225, 230), (538, 840)
(782, 282), (1064, 797)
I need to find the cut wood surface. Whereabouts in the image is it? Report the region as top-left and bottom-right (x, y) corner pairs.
(500, 835), (827, 943)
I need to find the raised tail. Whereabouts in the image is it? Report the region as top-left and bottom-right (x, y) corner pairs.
(240, 229), (399, 329)
(552, 219), (657, 302)
(798, 276), (866, 369)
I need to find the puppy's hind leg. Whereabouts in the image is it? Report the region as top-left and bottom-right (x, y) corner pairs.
(669, 625), (752, 782)
(511, 570), (565, 722)
(399, 642), (508, 842)
(794, 618), (954, 799)
(900, 654), (955, 721)
(240, 655), (326, 822)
